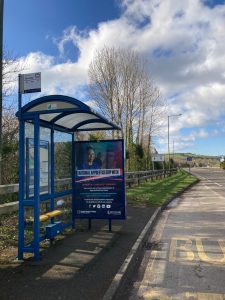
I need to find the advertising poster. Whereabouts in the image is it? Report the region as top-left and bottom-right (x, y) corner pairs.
(74, 140), (126, 219)
(26, 138), (49, 197)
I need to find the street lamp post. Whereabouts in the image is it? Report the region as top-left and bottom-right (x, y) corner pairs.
(168, 115), (170, 169)
(168, 114), (182, 170)
(173, 139), (175, 167)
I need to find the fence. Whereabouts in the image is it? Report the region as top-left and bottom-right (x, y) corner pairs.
(0, 168), (177, 214)
(126, 168), (177, 187)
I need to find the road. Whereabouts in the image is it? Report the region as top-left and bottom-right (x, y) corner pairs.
(124, 168), (225, 300)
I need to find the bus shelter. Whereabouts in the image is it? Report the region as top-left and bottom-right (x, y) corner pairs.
(16, 95), (125, 261)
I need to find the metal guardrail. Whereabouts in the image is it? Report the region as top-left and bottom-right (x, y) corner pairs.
(0, 168), (178, 215)
(0, 183), (19, 195)
(126, 168), (177, 187)
(0, 169), (177, 202)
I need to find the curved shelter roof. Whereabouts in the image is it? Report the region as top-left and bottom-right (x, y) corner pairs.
(17, 95), (120, 132)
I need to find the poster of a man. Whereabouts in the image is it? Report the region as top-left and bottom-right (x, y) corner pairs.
(76, 141), (123, 171)
(81, 146), (101, 169)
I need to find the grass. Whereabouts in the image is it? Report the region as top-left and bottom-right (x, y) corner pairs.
(127, 169), (198, 207)
(0, 212), (72, 263)
(0, 212), (18, 262)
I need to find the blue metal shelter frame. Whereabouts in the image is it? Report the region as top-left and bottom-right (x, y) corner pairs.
(16, 95), (121, 261)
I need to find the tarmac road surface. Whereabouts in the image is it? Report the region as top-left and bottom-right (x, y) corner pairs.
(126, 168), (225, 300)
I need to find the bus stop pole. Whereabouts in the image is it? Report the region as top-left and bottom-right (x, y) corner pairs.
(33, 114), (40, 261)
(50, 127), (55, 216)
(72, 133), (76, 228)
(18, 79), (25, 260)
(18, 115), (25, 260)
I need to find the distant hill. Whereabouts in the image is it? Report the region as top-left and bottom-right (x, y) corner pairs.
(165, 153), (220, 167)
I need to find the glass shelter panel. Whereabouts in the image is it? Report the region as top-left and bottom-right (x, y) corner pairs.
(40, 127), (51, 195)
(25, 126), (51, 198)
(54, 195), (72, 224)
(54, 131), (72, 192)
(24, 206), (34, 246)
(25, 122), (34, 199)
(24, 122), (35, 245)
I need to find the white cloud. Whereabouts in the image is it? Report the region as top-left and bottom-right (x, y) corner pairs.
(16, 51), (88, 97)
(197, 128), (209, 138)
(12, 0), (225, 153)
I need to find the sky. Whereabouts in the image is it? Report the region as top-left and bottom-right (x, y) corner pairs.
(3, 0), (225, 156)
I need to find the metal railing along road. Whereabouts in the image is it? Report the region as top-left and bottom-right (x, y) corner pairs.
(126, 168), (177, 187)
(0, 168), (177, 205)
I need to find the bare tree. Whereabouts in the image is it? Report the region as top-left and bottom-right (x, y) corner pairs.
(89, 47), (145, 142)
(3, 50), (24, 101)
(89, 47), (123, 139)
(0, 50), (25, 183)
(145, 89), (167, 168)
(1, 108), (19, 183)
(88, 46), (166, 170)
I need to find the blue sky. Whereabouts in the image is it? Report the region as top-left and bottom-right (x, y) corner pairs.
(5, 0), (120, 58)
(4, 0), (225, 156)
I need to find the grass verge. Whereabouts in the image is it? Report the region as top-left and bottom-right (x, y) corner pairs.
(127, 169), (197, 207)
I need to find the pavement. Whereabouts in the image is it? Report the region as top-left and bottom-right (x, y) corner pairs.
(0, 205), (158, 300)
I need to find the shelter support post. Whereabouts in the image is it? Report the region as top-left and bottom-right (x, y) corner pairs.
(72, 133), (76, 228)
(33, 115), (40, 261)
(18, 119), (25, 260)
(50, 127), (54, 221)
